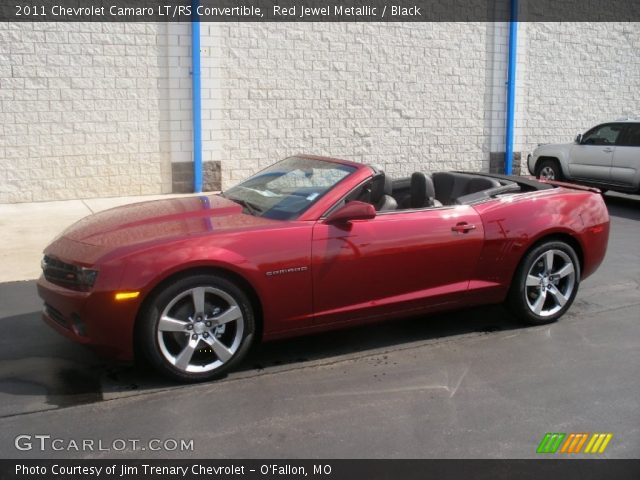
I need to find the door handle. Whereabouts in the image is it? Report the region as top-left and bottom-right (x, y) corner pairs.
(602, 147), (614, 153)
(452, 222), (476, 233)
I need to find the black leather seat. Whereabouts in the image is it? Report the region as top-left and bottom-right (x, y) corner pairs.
(370, 173), (398, 211)
(408, 172), (442, 208)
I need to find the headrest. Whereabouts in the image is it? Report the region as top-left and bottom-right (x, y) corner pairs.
(383, 175), (393, 195)
(370, 172), (386, 202)
(410, 172), (435, 208)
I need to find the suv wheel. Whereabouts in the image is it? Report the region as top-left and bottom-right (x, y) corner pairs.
(536, 159), (562, 181)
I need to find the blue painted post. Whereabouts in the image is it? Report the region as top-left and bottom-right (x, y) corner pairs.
(191, 0), (203, 193)
(505, 0), (518, 175)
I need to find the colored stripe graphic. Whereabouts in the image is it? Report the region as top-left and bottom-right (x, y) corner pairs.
(560, 433), (589, 453)
(584, 433), (613, 454)
(539, 433), (614, 454)
(537, 433), (566, 453)
(574, 433), (590, 453)
(560, 434), (575, 453)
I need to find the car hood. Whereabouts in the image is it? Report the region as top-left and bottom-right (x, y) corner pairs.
(534, 143), (573, 154)
(61, 195), (273, 248)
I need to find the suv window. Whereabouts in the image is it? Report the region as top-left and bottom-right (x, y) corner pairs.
(581, 123), (624, 145)
(619, 123), (640, 147)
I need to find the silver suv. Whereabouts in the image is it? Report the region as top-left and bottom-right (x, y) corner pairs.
(527, 119), (640, 194)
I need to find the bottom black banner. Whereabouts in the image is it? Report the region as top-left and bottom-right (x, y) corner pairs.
(1, 459), (639, 480)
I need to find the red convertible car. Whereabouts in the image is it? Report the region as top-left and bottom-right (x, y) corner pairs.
(38, 155), (610, 381)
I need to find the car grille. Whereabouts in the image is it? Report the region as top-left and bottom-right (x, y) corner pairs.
(42, 255), (86, 290)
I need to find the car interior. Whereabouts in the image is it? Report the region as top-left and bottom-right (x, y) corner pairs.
(343, 168), (525, 212)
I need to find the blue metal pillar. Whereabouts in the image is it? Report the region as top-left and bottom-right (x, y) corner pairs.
(191, 0), (203, 192)
(505, 0), (518, 175)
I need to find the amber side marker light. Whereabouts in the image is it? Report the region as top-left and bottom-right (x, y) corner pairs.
(114, 291), (140, 301)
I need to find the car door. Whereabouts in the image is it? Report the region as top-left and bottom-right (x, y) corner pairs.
(569, 123), (624, 182)
(611, 123), (640, 187)
(311, 205), (484, 327)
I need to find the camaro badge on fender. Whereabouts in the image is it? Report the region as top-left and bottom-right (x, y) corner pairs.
(266, 266), (309, 277)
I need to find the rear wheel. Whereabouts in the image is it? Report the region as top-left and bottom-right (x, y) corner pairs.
(536, 159), (562, 181)
(138, 274), (255, 382)
(508, 241), (580, 325)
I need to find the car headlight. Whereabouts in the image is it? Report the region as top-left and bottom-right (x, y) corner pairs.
(76, 267), (99, 288)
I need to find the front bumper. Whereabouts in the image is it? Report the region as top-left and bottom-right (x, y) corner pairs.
(37, 275), (140, 362)
(527, 153), (536, 176)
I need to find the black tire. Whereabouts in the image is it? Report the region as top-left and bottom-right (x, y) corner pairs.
(138, 274), (256, 382)
(507, 241), (580, 325)
(536, 159), (563, 181)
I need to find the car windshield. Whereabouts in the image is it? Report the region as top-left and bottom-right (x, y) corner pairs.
(222, 157), (356, 220)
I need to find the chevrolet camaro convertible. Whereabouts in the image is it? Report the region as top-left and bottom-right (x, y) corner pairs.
(38, 155), (610, 381)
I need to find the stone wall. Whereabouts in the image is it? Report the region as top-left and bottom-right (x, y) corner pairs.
(2, 21), (639, 202)
(203, 22), (505, 189)
(0, 22), (178, 202)
(516, 22), (640, 171)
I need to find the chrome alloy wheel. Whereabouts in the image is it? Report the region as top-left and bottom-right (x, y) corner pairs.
(156, 287), (244, 373)
(525, 249), (576, 317)
(539, 165), (556, 180)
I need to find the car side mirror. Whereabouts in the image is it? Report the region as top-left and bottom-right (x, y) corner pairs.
(575, 133), (582, 144)
(325, 201), (376, 224)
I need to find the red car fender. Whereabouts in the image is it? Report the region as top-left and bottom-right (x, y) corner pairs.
(469, 188), (609, 304)
(117, 245), (257, 292)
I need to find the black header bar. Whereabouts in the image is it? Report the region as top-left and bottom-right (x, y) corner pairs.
(2, 0), (640, 22)
(1, 459), (640, 480)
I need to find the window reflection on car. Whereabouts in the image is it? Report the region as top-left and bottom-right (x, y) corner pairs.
(222, 156), (355, 220)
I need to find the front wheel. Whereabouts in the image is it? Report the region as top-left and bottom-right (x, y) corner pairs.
(508, 241), (580, 325)
(138, 274), (255, 382)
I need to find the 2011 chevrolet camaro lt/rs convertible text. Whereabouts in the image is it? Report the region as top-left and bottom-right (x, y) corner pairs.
(38, 155), (610, 381)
